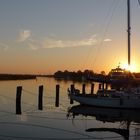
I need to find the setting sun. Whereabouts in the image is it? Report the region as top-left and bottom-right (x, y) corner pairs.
(121, 63), (137, 72)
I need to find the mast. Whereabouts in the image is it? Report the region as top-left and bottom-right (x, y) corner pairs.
(127, 0), (131, 66)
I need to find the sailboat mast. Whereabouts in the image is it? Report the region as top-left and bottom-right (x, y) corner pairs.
(127, 0), (131, 66)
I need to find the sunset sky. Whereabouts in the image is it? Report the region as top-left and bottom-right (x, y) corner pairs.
(0, 0), (140, 74)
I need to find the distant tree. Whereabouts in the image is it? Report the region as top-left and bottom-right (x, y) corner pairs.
(54, 69), (95, 81)
(101, 71), (106, 75)
(54, 71), (63, 78)
(83, 69), (94, 78)
(77, 70), (82, 74)
(64, 70), (69, 73)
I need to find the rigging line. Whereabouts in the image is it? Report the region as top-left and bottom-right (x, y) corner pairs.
(138, 0), (140, 6)
(93, 1), (119, 65)
(91, 0), (120, 70)
(82, 0), (119, 70)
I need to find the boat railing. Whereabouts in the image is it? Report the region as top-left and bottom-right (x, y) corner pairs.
(67, 88), (80, 95)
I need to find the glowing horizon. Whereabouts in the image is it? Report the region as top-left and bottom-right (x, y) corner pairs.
(0, 0), (140, 75)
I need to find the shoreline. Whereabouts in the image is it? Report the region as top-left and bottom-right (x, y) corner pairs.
(0, 74), (37, 80)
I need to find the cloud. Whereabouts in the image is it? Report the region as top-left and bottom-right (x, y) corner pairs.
(18, 30), (39, 50)
(104, 38), (112, 42)
(0, 43), (9, 51)
(28, 43), (39, 50)
(27, 38), (41, 50)
(17, 32), (98, 50)
(42, 35), (97, 48)
(19, 30), (31, 42)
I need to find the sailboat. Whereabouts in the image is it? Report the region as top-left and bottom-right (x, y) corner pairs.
(68, 0), (140, 109)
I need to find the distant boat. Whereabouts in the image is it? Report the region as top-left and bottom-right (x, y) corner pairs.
(108, 64), (138, 88)
(109, 64), (130, 81)
(88, 64), (138, 87)
(68, 0), (140, 109)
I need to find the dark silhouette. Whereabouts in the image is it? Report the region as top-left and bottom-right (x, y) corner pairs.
(67, 105), (140, 140)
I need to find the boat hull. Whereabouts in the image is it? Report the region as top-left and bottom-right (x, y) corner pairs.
(69, 94), (140, 109)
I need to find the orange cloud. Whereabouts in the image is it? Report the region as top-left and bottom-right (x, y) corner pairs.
(42, 35), (97, 48)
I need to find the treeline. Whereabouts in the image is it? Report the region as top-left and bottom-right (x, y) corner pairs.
(54, 70), (106, 81)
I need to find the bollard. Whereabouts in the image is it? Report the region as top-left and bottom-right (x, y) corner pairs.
(70, 84), (74, 104)
(102, 83), (105, 90)
(99, 84), (102, 89)
(16, 86), (22, 114)
(82, 84), (86, 94)
(105, 83), (108, 90)
(38, 85), (43, 110)
(91, 83), (94, 94)
(55, 84), (60, 107)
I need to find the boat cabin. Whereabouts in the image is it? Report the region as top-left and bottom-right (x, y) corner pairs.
(109, 65), (129, 80)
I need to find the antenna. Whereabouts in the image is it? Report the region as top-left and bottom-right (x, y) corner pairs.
(127, 0), (131, 66)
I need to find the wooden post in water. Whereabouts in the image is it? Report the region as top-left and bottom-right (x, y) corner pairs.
(91, 83), (94, 94)
(38, 85), (43, 110)
(82, 84), (86, 94)
(55, 84), (60, 107)
(105, 83), (108, 90)
(102, 83), (104, 90)
(99, 83), (102, 89)
(16, 86), (22, 115)
(70, 84), (74, 104)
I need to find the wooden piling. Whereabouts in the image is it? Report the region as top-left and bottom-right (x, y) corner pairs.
(102, 83), (105, 90)
(82, 84), (86, 94)
(55, 84), (60, 107)
(16, 86), (22, 114)
(91, 83), (94, 94)
(99, 84), (102, 89)
(70, 84), (74, 104)
(38, 85), (43, 110)
(105, 83), (108, 90)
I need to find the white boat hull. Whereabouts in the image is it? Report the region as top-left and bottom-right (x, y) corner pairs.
(70, 94), (140, 109)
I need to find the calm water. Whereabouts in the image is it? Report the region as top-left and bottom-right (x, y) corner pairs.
(0, 77), (140, 140)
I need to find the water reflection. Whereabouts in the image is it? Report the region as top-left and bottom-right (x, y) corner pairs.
(1, 78), (140, 139)
(67, 105), (140, 140)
